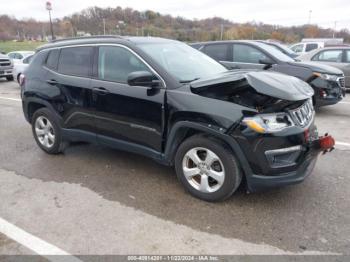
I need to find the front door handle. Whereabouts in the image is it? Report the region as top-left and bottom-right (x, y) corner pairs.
(46, 79), (58, 85)
(92, 87), (110, 95)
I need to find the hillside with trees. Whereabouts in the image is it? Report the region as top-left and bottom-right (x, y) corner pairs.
(1, 6), (349, 43)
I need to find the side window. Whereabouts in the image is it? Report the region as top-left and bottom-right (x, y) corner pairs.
(46, 49), (60, 70)
(345, 50), (350, 63)
(305, 43), (319, 52)
(233, 44), (268, 64)
(98, 46), (150, 83)
(58, 47), (93, 77)
(16, 53), (23, 60)
(313, 50), (343, 62)
(203, 44), (229, 61)
(291, 44), (303, 53)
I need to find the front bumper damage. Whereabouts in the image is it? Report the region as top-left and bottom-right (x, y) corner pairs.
(245, 134), (335, 192)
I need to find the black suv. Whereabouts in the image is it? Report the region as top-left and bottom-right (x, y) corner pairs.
(191, 40), (346, 107)
(22, 36), (333, 201)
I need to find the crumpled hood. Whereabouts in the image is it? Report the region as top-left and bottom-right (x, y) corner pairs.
(288, 61), (343, 75)
(191, 70), (314, 101)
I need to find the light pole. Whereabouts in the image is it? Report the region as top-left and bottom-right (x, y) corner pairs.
(103, 18), (106, 35)
(220, 23), (224, 40)
(46, 1), (54, 40)
(308, 10), (312, 24)
(333, 21), (337, 38)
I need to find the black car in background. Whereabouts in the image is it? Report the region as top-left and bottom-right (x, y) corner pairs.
(22, 36), (333, 201)
(191, 40), (346, 107)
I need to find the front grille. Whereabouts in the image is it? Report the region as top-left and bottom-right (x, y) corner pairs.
(0, 59), (11, 67)
(289, 99), (314, 127)
(338, 77), (345, 88)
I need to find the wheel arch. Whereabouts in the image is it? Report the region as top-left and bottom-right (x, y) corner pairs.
(24, 97), (61, 123)
(17, 73), (22, 83)
(163, 121), (253, 179)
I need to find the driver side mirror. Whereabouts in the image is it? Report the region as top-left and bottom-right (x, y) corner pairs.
(127, 71), (161, 88)
(259, 58), (274, 65)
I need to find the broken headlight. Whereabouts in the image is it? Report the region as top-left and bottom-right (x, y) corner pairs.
(242, 113), (294, 134)
(313, 72), (340, 82)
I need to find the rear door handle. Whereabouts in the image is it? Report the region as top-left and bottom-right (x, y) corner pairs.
(46, 79), (58, 85)
(92, 87), (110, 95)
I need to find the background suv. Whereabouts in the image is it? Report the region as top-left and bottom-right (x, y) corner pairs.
(22, 36), (331, 201)
(191, 40), (346, 107)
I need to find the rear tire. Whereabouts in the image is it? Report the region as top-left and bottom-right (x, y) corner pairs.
(31, 108), (66, 154)
(175, 135), (242, 202)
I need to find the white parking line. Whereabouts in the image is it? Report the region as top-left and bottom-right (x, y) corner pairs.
(339, 101), (350, 105)
(0, 217), (81, 262)
(0, 96), (21, 102)
(336, 141), (350, 147)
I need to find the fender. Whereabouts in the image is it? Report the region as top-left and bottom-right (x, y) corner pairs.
(162, 121), (254, 178)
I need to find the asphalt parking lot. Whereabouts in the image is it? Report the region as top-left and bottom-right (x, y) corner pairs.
(0, 79), (349, 256)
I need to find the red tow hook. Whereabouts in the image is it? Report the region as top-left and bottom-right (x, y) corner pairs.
(318, 133), (335, 154)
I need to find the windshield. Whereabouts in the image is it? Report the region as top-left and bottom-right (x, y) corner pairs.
(137, 42), (227, 82)
(270, 43), (295, 55)
(258, 43), (295, 62)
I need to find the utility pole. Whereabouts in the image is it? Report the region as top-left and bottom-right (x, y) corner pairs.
(220, 23), (224, 40)
(308, 10), (312, 24)
(46, 1), (54, 40)
(103, 18), (106, 35)
(333, 21), (337, 38)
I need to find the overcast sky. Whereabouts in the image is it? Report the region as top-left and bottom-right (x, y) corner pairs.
(2, 0), (350, 30)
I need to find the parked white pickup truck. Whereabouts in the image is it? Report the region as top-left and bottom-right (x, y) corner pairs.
(0, 53), (14, 81)
(290, 42), (324, 55)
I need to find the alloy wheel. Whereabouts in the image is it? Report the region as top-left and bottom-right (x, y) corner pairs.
(182, 147), (225, 193)
(35, 116), (55, 148)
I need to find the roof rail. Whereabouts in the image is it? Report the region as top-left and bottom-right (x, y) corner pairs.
(49, 35), (124, 43)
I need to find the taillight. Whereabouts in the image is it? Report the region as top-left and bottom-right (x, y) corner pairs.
(19, 74), (26, 87)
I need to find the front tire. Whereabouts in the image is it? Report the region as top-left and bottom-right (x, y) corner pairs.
(175, 135), (242, 202)
(31, 108), (66, 154)
(6, 76), (13, 81)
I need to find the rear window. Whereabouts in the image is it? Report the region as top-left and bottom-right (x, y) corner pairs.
(46, 50), (60, 70)
(58, 47), (93, 77)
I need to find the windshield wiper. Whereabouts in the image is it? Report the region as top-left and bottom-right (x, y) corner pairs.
(179, 77), (200, 83)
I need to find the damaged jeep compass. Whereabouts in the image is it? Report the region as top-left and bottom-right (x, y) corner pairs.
(21, 36), (335, 201)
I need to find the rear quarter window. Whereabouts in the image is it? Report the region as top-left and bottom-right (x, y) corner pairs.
(45, 49), (60, 70)
(58, 47), (93, 77)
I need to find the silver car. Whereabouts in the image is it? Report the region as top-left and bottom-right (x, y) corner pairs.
(12, 54), (33, 83)
(298, 47), (350, 89)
